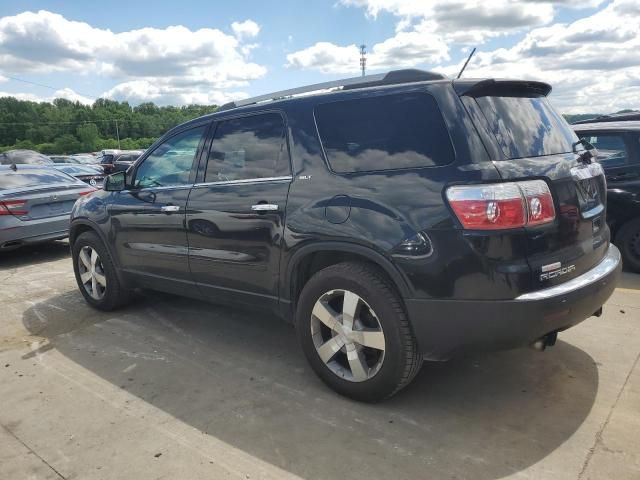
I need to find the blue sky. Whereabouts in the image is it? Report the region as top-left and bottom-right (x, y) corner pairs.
(0, 0), (638, 113)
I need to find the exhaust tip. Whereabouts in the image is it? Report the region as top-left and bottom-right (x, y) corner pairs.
(530, 331), (558, 351)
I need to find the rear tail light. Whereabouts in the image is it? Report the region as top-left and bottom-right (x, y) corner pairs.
(446, 180), (555, 230)
(78, 189), (96, 196)
(0, 200), (28, 216)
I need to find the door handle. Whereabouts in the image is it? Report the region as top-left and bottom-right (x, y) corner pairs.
(161, 205), (181, 213)
(251, 204), (279, 212)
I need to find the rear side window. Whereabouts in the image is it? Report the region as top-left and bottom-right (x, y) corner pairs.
(314, 92), (454, 173)
(581, 134), (628, 167)
(475, 96), (579, 159)
(0, 169), (76, 190)
(205, 113), (288, 182)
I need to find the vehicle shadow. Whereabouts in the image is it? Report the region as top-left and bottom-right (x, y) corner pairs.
(0, 240), (70, 269)
(23, 291), (599, 480)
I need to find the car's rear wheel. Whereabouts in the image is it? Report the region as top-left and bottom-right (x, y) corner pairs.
(616, 218), (640, 273)
(296, 262), (422, 402)
(72, 231), (131, 310)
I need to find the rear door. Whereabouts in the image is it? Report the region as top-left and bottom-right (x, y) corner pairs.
(460, 85), (609, 290)
(186, 111), (291, 310)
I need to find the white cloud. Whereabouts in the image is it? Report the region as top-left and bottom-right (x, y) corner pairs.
(0, 87), (93, 104)
(288, 0), (638, 113)
(286, 26), (448, 74)
(0, 10), (266, 105)
(231, 20), (260, 40)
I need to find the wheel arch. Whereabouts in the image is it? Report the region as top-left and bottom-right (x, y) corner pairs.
(282, 242), (413, 315)
(70, 220), (120, 269)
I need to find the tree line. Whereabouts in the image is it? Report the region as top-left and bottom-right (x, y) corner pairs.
(0, 97), (218, 154)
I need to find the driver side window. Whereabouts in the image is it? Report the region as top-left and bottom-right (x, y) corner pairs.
(135, 126), (206, 188)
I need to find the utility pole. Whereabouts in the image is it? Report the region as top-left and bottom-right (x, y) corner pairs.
(115, 118), (121, 149)
(360, 44), (367, 77)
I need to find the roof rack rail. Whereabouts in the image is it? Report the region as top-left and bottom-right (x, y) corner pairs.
(217, 69), (446, 112)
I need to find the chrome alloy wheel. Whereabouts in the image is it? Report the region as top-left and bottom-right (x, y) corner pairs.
(77, 246), (107, 300)
(310, 289), (386, 382)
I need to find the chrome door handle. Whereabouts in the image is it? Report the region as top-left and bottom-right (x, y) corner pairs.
(161, 205), (181, 213)
(251, 204), (279, 212)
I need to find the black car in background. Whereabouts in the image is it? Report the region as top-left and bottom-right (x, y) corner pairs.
(574, 121), (640, 272)
(70, 70), (621, 401)
(96, 149), (143, 174)
(0, 149), (53, 165)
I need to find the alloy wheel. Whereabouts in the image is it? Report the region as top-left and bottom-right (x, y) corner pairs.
(77, 246), (107, 300)
(310, 289), (386, 382)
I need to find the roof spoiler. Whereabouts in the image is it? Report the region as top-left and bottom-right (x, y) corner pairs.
(454, 79), (552, 98)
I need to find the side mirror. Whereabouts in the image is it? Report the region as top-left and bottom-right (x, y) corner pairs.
(104, 171), (126, 192)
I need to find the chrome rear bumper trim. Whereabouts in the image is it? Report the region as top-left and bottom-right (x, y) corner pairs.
(516, 244), (621, 301)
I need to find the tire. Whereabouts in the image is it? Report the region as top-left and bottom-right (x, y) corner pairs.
(72, 231), (132, 311)
(616, 218), (640, 273)
(295, 262), (422, 402)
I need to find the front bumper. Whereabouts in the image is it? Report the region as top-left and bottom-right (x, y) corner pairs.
(405, 244), (622, 360)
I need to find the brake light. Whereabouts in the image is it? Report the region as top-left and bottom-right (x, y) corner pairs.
(446, 180), (555, 230)
(0, 199), (28, 216)
(518, 180), (555, 225)
(78, 189), (96, 196)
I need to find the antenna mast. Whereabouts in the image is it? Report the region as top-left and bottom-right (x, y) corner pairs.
(359, 44), (367, 77)
(457, 47), (476, 79)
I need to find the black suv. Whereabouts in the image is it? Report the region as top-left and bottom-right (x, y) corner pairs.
(573, 121), (640, 271)
(69, 70), (621, 401)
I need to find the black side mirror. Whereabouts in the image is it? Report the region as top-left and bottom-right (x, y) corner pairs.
(104, 171), (126, 191)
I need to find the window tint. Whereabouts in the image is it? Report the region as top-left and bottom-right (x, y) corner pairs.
(475, 96), (579, 159)
(582, 134), (628, 167)
(205, 113), (287, 182)
(135, 126), (205, 188)
(314, 92), (454, 173)
(0, 169), (76, 190)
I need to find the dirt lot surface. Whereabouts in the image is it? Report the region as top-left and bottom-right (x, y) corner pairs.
(1, 241), (639, 480)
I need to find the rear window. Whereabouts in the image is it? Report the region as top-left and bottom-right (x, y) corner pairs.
(0, 169), (76, 190)
(475, 96), (579, 159)
(314, 92), (455, 173)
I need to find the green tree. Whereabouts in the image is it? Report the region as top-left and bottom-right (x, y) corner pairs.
(76, 123), (99, 151)
(54, 134), (81, 154)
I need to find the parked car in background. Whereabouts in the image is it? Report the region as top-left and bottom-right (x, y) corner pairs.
(50, 155), (78, 164)
(96, 149), (121, 174)
(573, 121), (640, 272)
(0, 149), (53, 165)
(572, 111), (640, 125)
(96, 150), (143, 174)
(112, 150), (144, 173)
(1, 165), (94, 250)
(71, 154), (100, 165)
(70, 69), (621, 401)
(52, 164), (105, 189)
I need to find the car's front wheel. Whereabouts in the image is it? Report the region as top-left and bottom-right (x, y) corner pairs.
(296, 262), (422, 402)
(72, 231), (131, 311)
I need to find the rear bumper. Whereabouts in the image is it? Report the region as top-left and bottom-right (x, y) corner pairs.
(405, 244), (622, 360)
(0, 215), (70, 249)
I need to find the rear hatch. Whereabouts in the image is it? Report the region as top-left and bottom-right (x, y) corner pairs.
(457, 80), (608, 291)
(0, 168), (93, 221)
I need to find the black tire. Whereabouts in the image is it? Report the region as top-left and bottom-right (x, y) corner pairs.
(72, 231), (132, 311)
(295, 262), (422, 402)
(616, 218), (640, 273)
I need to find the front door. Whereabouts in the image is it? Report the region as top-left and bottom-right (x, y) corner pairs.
(186, 112), (291, 309)
(110, 124), (208, 294)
